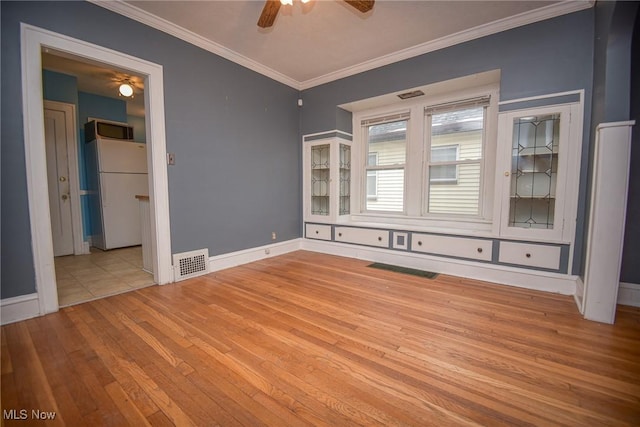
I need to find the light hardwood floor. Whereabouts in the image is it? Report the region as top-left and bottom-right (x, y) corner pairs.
(2, 251), (639, 426)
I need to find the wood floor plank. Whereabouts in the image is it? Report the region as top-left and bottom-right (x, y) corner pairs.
(2, 250), (640, 426)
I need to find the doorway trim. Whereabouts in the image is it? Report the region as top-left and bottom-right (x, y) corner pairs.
(44, 100), (86, 256)
(21, 23), (173, 316)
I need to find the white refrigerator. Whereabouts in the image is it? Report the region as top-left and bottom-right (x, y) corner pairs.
(86, 138), (148, 250)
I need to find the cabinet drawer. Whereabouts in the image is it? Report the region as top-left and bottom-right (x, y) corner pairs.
(498, 241), (561, 270)
(335, 227), (389, 248)
(305, 223), (332, 241)
(411, 233), (492, 262)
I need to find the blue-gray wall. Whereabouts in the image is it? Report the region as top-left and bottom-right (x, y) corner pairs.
(1, 1), (300, 299)
(300, 9), (595, 276)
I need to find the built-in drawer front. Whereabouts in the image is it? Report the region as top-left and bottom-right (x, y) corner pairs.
(411, 233), (492, 262)
(335, 227), (389, 248)
(498, 241), (561, 270)
(305, 223), (332, 241)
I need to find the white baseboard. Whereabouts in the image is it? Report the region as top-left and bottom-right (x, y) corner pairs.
(301, 239), (578, 295)
(617, 282), (640, 307)
(208, 238), (303, 272)
(1, 293), (40, 325)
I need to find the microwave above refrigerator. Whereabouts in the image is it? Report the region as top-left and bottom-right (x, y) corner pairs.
(85, 120), (134, 142)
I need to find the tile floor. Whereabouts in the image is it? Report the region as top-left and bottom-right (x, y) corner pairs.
(55, 246), (154, 307)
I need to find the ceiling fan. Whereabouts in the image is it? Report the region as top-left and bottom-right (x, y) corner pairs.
(258, 0), (375, 28)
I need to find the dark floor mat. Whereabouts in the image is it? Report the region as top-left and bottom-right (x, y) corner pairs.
(368, 263), (438, 279)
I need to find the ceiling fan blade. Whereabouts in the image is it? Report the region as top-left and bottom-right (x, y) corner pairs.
(343, 0), (374, 13)
(258, 0), (281, 28)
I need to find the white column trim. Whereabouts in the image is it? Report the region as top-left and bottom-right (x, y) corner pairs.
(582, 120), (635, 323)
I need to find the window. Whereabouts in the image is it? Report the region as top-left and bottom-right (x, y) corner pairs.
(426, 103), (486, 215)
(363, 115), (408, 212)
(354, 89), (496, 224)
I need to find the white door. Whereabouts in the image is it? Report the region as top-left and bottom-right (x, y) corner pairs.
(44, 108), (74, 256)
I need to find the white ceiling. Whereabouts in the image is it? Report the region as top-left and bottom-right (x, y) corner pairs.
(109, 0), (592, 89)
(41, 0), (592, 117)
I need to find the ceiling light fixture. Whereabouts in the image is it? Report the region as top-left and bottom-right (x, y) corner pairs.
(118, 82), (134, 98)
(280, 0), (309, 4)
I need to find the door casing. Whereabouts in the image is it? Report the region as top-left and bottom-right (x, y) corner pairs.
(21, 24), (173, 316)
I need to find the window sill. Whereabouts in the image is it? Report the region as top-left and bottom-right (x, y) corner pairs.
(348, 213), (494, 237)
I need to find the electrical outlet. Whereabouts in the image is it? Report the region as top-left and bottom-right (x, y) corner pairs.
(271, 232), (277, 240)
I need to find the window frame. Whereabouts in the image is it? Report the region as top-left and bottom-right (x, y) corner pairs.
(362, 113), (410, 214)
(424, 102), (488, 216)
(351, 83), (499, 229)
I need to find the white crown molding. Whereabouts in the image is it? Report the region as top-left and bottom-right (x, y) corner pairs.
(90, 0), (593, 91)
(299, 0), (594, 89)
(88, 0), (301, 90)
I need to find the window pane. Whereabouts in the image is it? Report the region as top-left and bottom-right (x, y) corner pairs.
(430, 164), (457, 184)
(428, 163), (480, 214)
(431, 107), (483, 161)
(427, 106), (484, 216)
(367, 171), (377, 197)
(366, 119), (406, 212)
(366, 169), (404, 212)
(368, 120), (407, 166)
(431, 145), (457, 163)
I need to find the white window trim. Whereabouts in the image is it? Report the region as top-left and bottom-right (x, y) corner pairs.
(352, 83), (499, 230)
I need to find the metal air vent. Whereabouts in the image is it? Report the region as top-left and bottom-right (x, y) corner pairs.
(397, 90), (425, 100)
(173, 249), (209, 281)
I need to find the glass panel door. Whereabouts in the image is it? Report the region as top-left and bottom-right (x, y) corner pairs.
(339, 143), (351, 215)
(311, 144), (330, 216)
(508, 114), (560, 229)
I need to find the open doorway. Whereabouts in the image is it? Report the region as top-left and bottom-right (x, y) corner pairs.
(21, 24), (173, 316)
(42, 51), (154, 306)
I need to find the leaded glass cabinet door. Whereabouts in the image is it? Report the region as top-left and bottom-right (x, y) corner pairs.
(339, 143), (351, 216)
(497, 104), (573, 241)
(310, 143), (330, 217)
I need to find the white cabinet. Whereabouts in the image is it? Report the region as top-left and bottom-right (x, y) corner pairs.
(305, 223), (332, 241)
(498, 241), (561, 270)
(495, 103), (582, 243)
(303, 134), (352, 223)
(411, 233), (493, 262)
(335, 226), (389, 248)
